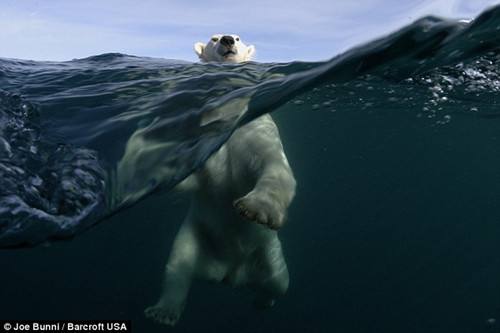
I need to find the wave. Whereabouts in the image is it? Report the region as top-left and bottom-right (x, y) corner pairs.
(0, 6), (499, 247)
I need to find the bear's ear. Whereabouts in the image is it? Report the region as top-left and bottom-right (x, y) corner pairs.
(194, 42), (206, 59)
(246, 45), (256, 61)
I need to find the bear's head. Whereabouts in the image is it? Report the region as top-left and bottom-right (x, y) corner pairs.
(194, 34), (255, 63)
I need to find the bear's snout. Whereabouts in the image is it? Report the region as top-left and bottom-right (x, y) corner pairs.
(220, 35), (235, 46)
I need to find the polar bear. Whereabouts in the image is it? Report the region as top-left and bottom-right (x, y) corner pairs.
(194, 33), (256, 63)
(144, 35), (296, 326)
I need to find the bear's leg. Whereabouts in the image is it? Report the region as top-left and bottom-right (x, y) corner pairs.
(233, 164), (296, 230)
(231, 116), (296, 230)
(251, 237), (289, 308)
(145, 221), (199, 326)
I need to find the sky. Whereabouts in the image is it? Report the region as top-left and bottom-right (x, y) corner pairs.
(0, 0), (499, 63)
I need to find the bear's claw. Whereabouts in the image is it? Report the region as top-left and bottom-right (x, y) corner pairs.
(235, 202), (257, 220)
(233, 192), (284, 230)
(144, 304), (181, 326)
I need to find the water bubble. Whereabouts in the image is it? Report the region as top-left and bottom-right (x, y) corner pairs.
(61, 180), (77, 192)
(435, 114), (451, 125)
(31, 176), (43, 187)
(430, 85), (443, 93)
(0, 137), (12, 158)
(448, 50), (463, 58)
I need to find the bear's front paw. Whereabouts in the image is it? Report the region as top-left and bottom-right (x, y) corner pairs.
(234, 192), (285, 230)
(144, 302), (182, 326)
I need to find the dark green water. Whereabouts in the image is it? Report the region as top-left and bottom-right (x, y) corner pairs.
(1, 6), (500, 333)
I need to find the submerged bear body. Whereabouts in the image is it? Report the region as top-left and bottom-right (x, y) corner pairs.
(145, 35), (296, 326)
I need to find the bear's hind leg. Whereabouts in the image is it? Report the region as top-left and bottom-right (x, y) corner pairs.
(145, 221), (199, 326)
(251, 237), (289, 309)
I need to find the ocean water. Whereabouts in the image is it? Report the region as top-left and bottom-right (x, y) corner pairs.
(1, 5), (500, 333)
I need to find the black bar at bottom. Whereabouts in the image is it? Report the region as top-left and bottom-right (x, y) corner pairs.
(0, 321), (131, 332)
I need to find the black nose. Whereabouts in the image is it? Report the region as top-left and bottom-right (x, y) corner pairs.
(220, 35), (235, 46)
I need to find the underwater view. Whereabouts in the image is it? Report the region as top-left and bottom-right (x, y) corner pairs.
(2, 4), (500, 333)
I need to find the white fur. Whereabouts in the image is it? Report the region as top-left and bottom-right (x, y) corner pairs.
(194, 34), (256, 63)
(145, 35), (295, 326)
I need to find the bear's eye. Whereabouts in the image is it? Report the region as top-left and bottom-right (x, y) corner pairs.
(236, 37), (240, 41)
(211, 37), (219, 42)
